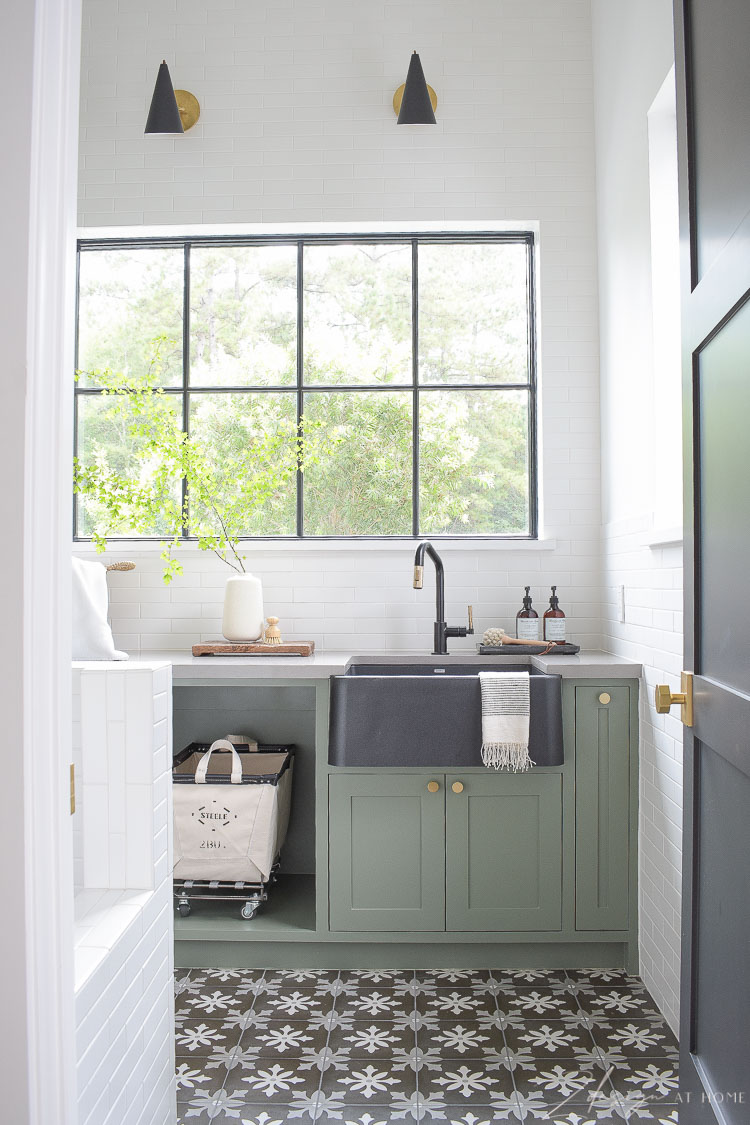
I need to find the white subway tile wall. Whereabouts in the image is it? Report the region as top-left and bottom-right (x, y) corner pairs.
(73, 663), (176, 1125)
(79, 0), (597, 229)
(75, 545), (602, 655)
(602, 517), (683, 1036)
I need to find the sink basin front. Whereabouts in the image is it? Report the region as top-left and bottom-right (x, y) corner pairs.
(329, 663), (563, 768)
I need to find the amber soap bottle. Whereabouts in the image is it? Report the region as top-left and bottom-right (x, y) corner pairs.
(543, 586), (566, 644)
(516, 586), (540, 641)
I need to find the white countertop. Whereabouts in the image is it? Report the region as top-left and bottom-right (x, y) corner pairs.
(150, 649), (642, 681)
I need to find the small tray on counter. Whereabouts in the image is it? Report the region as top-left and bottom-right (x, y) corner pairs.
(477, 642), (581, 656)
(192, 641), (315, 657)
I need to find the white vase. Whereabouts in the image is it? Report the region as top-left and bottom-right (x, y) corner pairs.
(222, 573), (265, 642)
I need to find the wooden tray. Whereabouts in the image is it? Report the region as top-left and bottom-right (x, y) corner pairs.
(478, 642), (580, 656)
(192, 641), (315, 657)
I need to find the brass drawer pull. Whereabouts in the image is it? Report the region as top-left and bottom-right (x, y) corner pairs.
(452, 781), (464, 794)
(427, 780), (440, 793)
(599, 692), (611, 705)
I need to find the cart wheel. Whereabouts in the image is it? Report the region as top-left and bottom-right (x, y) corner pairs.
(178, 901), (191, 917)
(241, 902), (259, 920)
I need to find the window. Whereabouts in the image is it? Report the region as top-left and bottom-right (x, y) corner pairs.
(74, 233), (537, 540)
(647, 69), (682, 533)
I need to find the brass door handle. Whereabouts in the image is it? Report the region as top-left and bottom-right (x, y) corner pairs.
(654, 672), (693, 727)
(451, 781), (464, 794)
(427, 780), (440, 793)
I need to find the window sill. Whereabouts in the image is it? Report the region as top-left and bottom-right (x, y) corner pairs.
(645, 527), (683, 549)
(73, 537), (558, 555)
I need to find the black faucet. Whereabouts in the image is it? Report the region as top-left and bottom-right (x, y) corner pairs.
(413, 541), (474, 655)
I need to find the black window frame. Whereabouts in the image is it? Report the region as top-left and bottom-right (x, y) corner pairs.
(73, 230), (539, 542)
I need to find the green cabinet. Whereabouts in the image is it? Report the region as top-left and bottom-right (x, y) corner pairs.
(328, 773), (446, 931)
(174, 672), (640, 973)
(446, 773), (562, 931)
(574, 685), (631, 930)
(329, 771), (563, 933)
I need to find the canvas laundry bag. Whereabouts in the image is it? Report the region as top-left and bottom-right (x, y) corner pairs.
(173, 739), (293, 882)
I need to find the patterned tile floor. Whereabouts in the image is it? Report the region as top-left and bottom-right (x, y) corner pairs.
(174, 968), (679, 1123)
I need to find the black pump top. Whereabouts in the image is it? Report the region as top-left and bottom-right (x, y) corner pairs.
(548, 585), (560, 610)
(522, 586), (533, 610)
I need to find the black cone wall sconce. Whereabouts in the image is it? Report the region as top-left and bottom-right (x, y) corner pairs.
(393, 51), (437, 124)
(145, 61), (201, 134)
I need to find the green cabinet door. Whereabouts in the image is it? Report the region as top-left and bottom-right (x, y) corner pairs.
(445, 773), (563, 931)
(328, 773), (446, 931)
(575, 685), (631, 930)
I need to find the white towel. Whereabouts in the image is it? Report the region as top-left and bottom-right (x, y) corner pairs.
(479, 671), (532, 771)
(72, 557), (128, 660)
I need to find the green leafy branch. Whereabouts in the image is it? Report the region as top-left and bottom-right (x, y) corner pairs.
(73, 339), (330, 582)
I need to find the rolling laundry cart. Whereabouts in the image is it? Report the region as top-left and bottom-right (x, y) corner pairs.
(172, 737), (294, 920)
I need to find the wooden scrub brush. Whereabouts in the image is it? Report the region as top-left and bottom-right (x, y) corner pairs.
(482, 626), (555, 653)
(264, 616), (283, 645)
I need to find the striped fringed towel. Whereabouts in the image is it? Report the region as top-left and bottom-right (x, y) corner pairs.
(478, 671), (532, 771)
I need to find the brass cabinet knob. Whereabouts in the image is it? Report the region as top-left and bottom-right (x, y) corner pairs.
(451, 781), (464, 794)
(598, 692), (611, 705)
(427, 780), (440, 793)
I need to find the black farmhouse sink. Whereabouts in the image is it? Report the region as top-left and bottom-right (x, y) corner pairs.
(328, 661), (564, 768)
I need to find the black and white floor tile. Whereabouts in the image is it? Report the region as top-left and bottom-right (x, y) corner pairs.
(174, 968), (679, 1123)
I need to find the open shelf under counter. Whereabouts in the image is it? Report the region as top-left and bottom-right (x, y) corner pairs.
(173, 873), (316, 944)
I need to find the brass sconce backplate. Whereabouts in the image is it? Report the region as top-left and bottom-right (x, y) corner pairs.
(175, 89), (201, 131)
(393, 83), (438, 116)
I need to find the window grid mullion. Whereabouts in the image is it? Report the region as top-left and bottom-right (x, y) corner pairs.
(296, 241), (304, 538)
(181, 242), (190, 539)
(73, 244), (82, 538)
(74, 381), (532, 394)
(526, 237), (538, 539)
(412, 239), (420, 538)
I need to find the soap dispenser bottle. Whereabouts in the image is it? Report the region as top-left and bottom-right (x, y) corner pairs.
(543, 586), (566, 644)
(516, 586), (540, 641)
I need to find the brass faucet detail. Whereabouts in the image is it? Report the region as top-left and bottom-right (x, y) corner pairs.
(413, 541), (474, 655)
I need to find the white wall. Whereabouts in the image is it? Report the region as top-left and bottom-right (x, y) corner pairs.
(77, 0), (603, 652)
(79, 0), (596, 229)
(591, 0), (683, 1034)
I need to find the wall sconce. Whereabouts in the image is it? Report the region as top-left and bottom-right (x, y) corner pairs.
(393, 51), (437, 124)
(145, 60), (201, 134)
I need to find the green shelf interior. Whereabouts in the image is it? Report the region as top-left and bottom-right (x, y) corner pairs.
(173, 873), (317, 942)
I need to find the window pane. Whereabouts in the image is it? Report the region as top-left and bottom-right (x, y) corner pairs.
(77, 248), (183, 387)
(418, 243), (529, 384)
(188, 392), (297, 536)
(76, 393), (182, 537)
(190, 245), (297, 387)
(302, 391), (412, 534)
(419, 389), (530, 535)
(303, 244), (412, 385)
